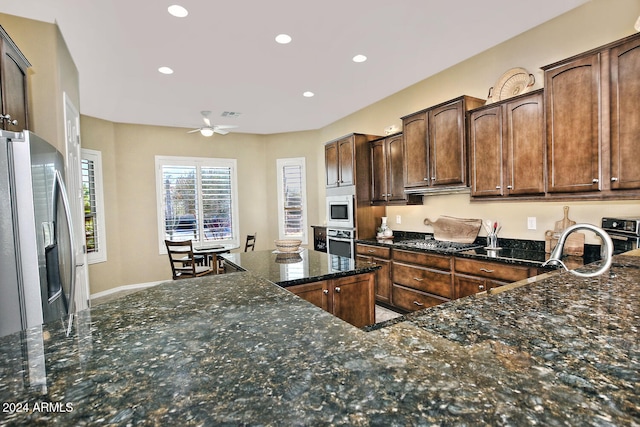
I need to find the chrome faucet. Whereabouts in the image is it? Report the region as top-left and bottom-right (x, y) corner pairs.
(541, 223), (614, 278)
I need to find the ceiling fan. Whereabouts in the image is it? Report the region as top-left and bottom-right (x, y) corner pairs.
(188, 111), (237, 137)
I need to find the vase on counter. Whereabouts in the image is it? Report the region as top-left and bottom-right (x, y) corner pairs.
(380, 217), (393, 237)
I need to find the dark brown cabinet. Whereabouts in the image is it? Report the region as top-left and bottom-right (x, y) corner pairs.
(609, 35), (640, 191)
(402, 96), (484, 193)
(469, 90), (545, 198)
(356, 243), (391, 304)
(543, 53), (601, 193)
(391, 249), (452, 312)
(288, 272), (375, 328)
(541, 32), (640, 197)
(370, 133), (407, 204)
(325, 136), (354, 188)
(453, 258), (538, 299)
(0, 26), (30, 132)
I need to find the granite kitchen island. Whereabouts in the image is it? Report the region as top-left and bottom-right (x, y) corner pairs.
(0, 254), (638, 425)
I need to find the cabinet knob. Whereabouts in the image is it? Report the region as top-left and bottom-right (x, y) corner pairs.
(507, 185), (513, 189)
(496, 186), (501, 189)
(323, 289), (329, 295)
(431, 177), (436, 181)
(423, 177), (429, 181)
(335, 287), (341, 293)
(478, 284), (485, 291)
(413, 301), (424, 307)
(0, 114), (18, 126)
(611, 177), (619, 182)
(592, 178), (599, 183)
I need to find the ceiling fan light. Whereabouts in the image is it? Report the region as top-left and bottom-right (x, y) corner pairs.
(275, 34), (292, 44)
(200, 128), (214, 137)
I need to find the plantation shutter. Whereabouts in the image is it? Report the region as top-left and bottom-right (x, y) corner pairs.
(201, 166), (233, 240)
(81, 158), (98, 252)
(161, 165), (198, 240)
(282, 164), (304, 236)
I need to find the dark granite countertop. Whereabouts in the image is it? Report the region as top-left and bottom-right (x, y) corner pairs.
(221, 249), (379, 287)
(0, 255), (638, 425)
(356, 233), (602, 269)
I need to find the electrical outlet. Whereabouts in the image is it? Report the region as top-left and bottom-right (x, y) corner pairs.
(527, 217), (536, 230)
(396, 215), (402, 224)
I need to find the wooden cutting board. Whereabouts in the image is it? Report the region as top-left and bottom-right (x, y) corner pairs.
(424, 216), (482, 243)
(545, 206), (584, 256)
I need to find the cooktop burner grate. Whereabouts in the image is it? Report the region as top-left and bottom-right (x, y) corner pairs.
(395, 238), (482, 253)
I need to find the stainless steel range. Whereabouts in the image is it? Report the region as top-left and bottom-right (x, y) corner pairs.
(602, 217), (640, 254)
(395, 238), (482, 253)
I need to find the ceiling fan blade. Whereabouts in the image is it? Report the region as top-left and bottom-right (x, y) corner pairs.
(214, 125), (238, 129)
(203, 117), (211, 127)
(214, 128), (230, 135)
(187, 128), (201, 133)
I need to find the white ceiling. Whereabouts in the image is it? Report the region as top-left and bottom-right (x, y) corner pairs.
(1, 0), (589, 135)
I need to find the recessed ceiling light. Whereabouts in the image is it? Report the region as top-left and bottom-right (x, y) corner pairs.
(168, 5), (188, 18)
(352, 54), (367, 63)
(158, 66), (174, 75)
(303, 91), (314, 97)
(275, 34), (292, 44)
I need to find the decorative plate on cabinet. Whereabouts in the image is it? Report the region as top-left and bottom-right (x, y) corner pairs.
(486, 67), (535, 104)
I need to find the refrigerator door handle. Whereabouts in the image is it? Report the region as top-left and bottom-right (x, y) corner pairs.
(54, 170), (77, 336)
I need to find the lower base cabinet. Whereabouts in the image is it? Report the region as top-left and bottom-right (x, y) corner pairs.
(355, 244), (392, 304)
(453, 258), (538, 298)
(288, 272), (375, 328)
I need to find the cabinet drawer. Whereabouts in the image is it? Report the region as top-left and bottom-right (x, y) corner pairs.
(393, 262), (453, 298)
(356, 244), (391, 259)
(392, 249), (452, 271)
(454, 258), (530, 282)
(392, 284), (449, 312)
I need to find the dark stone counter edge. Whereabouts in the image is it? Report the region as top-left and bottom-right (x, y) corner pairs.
(222, 258), (381, 288)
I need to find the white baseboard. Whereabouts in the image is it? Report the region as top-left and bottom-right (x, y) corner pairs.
(90, 280), (167, 300)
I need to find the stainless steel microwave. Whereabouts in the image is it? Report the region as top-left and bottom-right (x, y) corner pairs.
(326, 195), (354, 229)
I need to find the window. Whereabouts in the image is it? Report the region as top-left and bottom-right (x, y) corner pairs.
(81, 149), (107, 264)
(155, 156), (239, 252)
(276, 157), (308, 244)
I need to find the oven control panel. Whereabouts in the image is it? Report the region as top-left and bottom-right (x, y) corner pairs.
(602, 217), (640, 235)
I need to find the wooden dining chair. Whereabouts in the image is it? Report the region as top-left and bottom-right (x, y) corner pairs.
(244, 233), (257, 252)
(165, 240), (214, 280)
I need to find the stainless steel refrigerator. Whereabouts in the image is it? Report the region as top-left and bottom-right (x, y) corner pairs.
(0, 129), (77, 338)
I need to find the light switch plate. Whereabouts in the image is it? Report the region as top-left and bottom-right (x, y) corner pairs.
(527, 217), (536, 230)
(396, 215), (402, 224)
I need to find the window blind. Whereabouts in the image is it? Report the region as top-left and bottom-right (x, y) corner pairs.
(81, 158), (98, 253)
(160, 163), (234, 243)
(282, 164), (303, 236)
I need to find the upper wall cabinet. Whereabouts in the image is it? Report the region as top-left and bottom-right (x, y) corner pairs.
(325, 133), (381, 198)
(402, 95), (485, 194)
(468, 90), (545, 198)
(0, 26), (30, 132)
(370, 133), (410, 205)
(609, 35), (640, 190)
(542, 32), (640, 197)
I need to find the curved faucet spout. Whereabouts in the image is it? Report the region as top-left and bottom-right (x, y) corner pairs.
(541, 223), (614, 278)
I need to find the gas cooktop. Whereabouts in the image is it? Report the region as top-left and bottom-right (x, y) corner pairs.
(394, 238), (483, 253)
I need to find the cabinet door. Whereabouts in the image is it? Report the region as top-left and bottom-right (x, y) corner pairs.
(325, 142), (339, 188)
(288, 281), (328, 311)
(0, 40), (29, 131)
(429, 100), (466, 186)
(386, 134), (406, 202)
(545, 54), (601, 193)
(469, 106), (503, 197)
(332, 274), (375, 328)
(455, 275), (488, 299)
(504, 92), (545, 195)
(402, 112), (429, 189)
(610, 36), (640, 190)
(373, 257), (391, 304)
(337, 137), (354, 186)
(370, 139), (387, 202)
